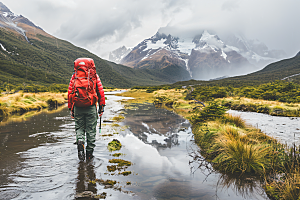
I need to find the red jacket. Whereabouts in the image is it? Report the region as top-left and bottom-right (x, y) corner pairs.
(68, 73), (105, 109)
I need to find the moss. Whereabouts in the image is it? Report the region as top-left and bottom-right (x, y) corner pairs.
(107, 165), (117, 172)
(112, 115), (125, 122)
(111, 123), (120, 127)
(95, 179), (117, 186)
(119, 171), (132, 176)
(101, 134), (113, 137)
(109, 159), (132, 167)
(107, 139), (122, 151)
(112, 153), (124, 157)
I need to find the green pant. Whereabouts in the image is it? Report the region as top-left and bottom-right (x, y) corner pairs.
(74, 105), (98, 152)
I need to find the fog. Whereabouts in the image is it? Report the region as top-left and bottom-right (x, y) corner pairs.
(2, 0), (300, 59)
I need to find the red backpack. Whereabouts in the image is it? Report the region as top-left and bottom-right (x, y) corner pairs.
(70, 58), (98, 108)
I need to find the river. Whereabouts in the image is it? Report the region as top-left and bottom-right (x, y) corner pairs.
(228, 110), (300, 147)
(0, 92), (273, 200)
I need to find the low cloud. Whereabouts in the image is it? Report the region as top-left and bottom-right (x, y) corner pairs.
(1, 0), (300, 58)
(221, 0), (240, 11)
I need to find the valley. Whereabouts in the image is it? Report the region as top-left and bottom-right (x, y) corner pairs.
(0, 1), (300, 200)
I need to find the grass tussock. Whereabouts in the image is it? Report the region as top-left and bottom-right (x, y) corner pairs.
(0, 92), (67, 118)
(222, 97), (300, 117)
(223, 114), (246, 128)
(194, 122), (276, 175)
(265, 170), (300, 200)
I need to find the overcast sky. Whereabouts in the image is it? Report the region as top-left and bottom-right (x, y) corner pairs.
(2, 0), (300, 59)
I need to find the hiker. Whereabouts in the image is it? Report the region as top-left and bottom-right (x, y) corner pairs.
(68, 58), (105, 161)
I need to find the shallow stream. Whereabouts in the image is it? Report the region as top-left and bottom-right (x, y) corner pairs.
(228, 110), (300, 147)
(0, 92), (280, 200)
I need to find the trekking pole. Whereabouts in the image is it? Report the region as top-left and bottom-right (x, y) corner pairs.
(99, 116), (102, 133)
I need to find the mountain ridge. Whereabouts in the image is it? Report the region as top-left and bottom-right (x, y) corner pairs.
(111, 30), (286, 80)
(0, 2), (191, 91)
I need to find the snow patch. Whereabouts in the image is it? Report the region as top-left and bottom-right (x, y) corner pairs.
(0, 43), (11, 53)
(282, 73), (300, 80)
(251, 52), (273, 62)
(143, 39), (167, 51)
(177, 39), (194, 55)
(221, 49), (227, 60)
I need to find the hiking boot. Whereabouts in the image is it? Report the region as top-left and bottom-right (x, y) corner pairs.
(77, 140), (85, 161)
(86, 150), (94, 160)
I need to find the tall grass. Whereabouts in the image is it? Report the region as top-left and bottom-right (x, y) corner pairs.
(264, 145), (300, 199)
(0, 92), (67, 117)
(212, 125), (273, 174)
(223, 114), (246, 128)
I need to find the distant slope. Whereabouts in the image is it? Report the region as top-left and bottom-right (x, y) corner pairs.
(106, 61), (191, 86)
(0, 28), (135, 88)
(0, 27), (193, 90)
(172, 53), (300, 87)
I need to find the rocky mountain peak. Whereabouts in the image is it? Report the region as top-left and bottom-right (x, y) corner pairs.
(193, 30), (225, 51)
(0, 2), (11, 13)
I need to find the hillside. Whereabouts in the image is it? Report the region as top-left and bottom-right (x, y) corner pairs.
(0, 27), (193, 91)
(0, 28), (135, 89)
(172, 53), (300, 87)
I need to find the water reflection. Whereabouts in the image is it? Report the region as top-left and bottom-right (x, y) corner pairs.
(123, 103), (188, 149)
(122, 103), (268, 200)
(189, 148), (266, 199)
(228, 110), (300, 147)
(76, 161), (98, 199)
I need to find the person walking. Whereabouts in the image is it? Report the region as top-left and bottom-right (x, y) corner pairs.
(68, 58), (105, 161)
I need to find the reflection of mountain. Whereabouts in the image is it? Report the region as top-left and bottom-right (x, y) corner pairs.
(123, 103), (189, 149)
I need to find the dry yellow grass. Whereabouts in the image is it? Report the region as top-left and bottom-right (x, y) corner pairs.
(223, 97), (300, 111)
(117, 89), (155, 104)
(0, 92), (67, 118)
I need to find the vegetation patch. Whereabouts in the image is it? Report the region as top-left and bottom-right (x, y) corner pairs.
(112, 153), (124, 157)
(119, 171), (132, 176)
(107, 165), (117, 172)
(117, 89), (155, 104)
(95, 179), (117, 186)
(101, 134), (114, 137)
(112, 115), (125, 122)
(120, 86), (300, 199)
(0, 92), (67, 118)
(107, 139), (122, 152)
(109, 159), (132, 167)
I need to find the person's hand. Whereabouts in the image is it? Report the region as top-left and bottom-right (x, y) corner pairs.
(69, 108), (74, 118)
(98, 105), (105, 116)
(70, 111), (74, 118)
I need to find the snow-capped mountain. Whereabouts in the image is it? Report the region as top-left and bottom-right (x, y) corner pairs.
(119, 32), (190, 75)
(111, 30), (286, 80)
(222, 33), (286, 67)
(109, 46), (132, 64)
(0, 2), (47, 42)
